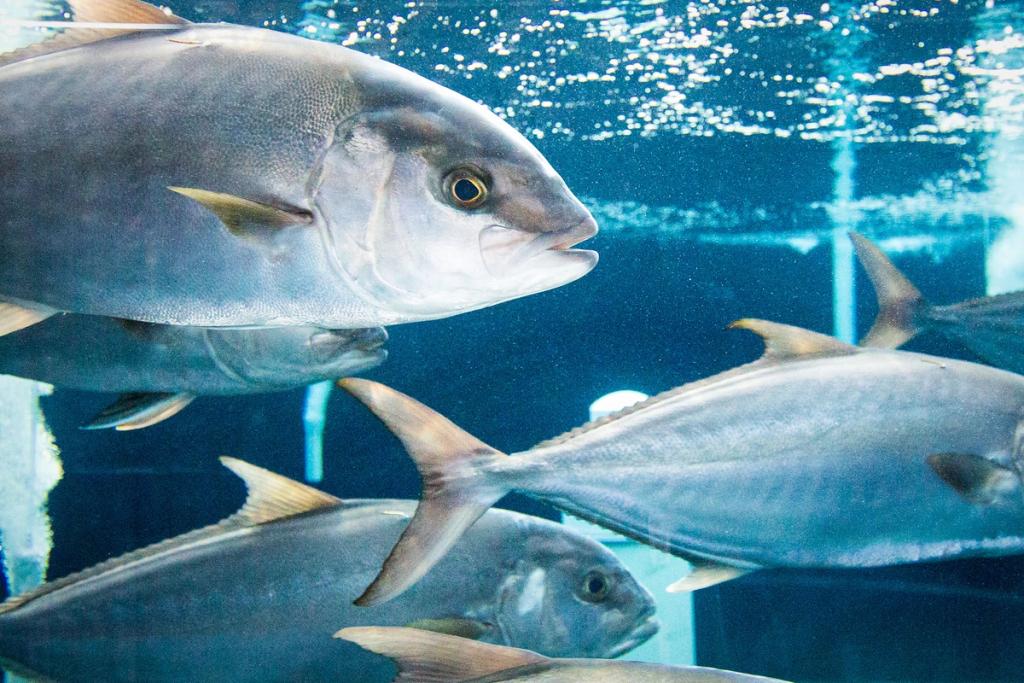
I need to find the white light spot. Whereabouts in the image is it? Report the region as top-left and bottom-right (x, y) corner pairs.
(516, 568), (547, 615)
(589, 390), (649, 421)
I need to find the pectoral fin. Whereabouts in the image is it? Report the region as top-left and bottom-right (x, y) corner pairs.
(666, 559), (753, 593)
(168, 187), (313, 240)
(337, 627), (549, 681)
(403, 618), (490, 640)
(927, 453), (1018, 505)
(82, 392), (195, 430)
(0, 302), (55, 336)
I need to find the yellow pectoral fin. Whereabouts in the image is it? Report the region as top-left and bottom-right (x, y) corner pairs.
(0, 302), (56, 337)
(666, 560), (753, 593)
(403, 618), (491, 640)
(168, 187), (313, 240)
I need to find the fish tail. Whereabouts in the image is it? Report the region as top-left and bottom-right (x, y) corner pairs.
(337, 626), (549, 682)
(849, 232), (929, 348)
(339, 379), (509, 607)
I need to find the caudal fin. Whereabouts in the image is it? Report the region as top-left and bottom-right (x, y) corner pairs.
(337, 626), (549, 683)
(339, 379), (508, 606)
(848, 232), (928, 348)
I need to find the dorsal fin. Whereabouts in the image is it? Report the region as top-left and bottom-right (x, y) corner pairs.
(68, 0), (181, 24)
(0, 0), (186, 68)
(533, 319), (857, 450)
(728, 318), (858, 360)
(220, 456), (342, 525)
(0, 458), (341, 616)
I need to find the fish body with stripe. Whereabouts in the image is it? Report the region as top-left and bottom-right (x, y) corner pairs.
(0, 315), (387, 395)
(0, 0), (596, 332)
(340, 319), (1024, 604)
(0, 315), (387, 428)
(0, 460), (656, 682)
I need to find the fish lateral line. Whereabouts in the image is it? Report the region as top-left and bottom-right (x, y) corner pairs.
(535, 317), (858, 450)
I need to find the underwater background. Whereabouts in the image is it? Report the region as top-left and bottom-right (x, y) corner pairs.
(2, 0), (1024, 680)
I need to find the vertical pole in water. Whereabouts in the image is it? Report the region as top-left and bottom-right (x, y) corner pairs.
(975, 9), (1024, 296)
(831, 136), (857, 344)
(302, 381), (333, 483)
(825, 1), (862, 345)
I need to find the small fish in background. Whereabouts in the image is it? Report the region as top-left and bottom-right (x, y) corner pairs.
(0, 316), (387, 429)
(850, 231), (1024, 373)
(0, 459), (656, 682)
(339, 626), (790, 682)
(341, 319), (1024, 605)
(0, 0), (597, 333)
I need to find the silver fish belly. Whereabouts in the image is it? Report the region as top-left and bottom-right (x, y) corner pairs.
(0, 460), (655, 682)
(339, 320), (1024, 605)
(521, 348), (1024, 568)
(0, 8), (597, 329)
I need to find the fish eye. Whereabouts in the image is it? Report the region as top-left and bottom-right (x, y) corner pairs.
(579, 570), (612, 603)
(446, 170), (488, 209)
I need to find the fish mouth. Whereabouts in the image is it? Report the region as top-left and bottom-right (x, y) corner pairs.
(607, 613), (660, 658)
(310, 327), (389, 359)
(549, 215), (598, 251)
(479, 216), (599, 278)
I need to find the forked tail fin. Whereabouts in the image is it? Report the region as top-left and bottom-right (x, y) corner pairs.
(339, 379), (508, 606)
(848, 232), (928, 348)
(337, 626), (549, 683)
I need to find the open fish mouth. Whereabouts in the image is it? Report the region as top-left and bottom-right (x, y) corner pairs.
(310, 328), (389, 359)
(479, 216), (598, 278)
(607, 613), (660, 658)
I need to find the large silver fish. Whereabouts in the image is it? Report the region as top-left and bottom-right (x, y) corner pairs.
(340, 627), (790, 682)
(341, 319), (1024, 605)
(0, 0), (597, 334)
(0, 459), (656, 682)
(850, 232), (1024, 372)
(0, 315), (387, 429)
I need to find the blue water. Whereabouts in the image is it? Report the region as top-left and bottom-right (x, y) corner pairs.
(3, 0), (1024, 680)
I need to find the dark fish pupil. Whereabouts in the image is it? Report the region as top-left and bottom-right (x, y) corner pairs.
(589, 577), (605, 594)
(454, 177), (480, 202)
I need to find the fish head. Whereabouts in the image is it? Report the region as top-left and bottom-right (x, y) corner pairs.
(316, 63), (598, 323)
(492, 519), (658, 659)
(204, 326), (387, 387)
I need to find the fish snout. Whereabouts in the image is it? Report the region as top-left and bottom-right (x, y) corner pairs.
(348, 327), (389, 352)
(607, 607), (660, 658)
(479, 214), (598, 278)
(550, 214), (598, 251)
(309, 327), (388, 363)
